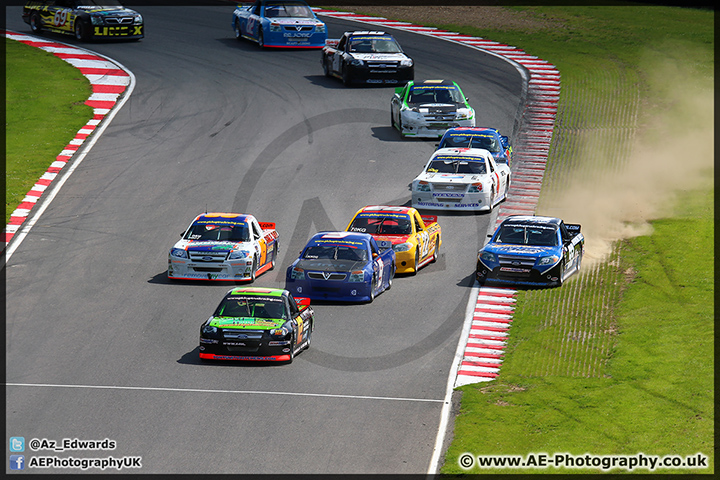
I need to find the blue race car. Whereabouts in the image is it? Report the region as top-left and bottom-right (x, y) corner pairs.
(476, 216), (584, 287)
(232, 0), (327, 48)
(286, 232), (396, 303)
(437, 127), (513, 168)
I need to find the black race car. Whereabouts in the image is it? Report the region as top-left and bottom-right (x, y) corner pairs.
(22, 0), (144, 42)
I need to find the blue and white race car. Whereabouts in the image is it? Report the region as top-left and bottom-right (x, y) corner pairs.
(437, 127), (513, 168)
(476, 216), (584, 287)
(232, 0), (327, 48)
(285, 231), (396, 303)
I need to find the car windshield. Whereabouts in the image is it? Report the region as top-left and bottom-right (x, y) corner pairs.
(349, 37), (401, 53)
(427, 159), (486, 174)
(408, 86), (463, 105)
(303, 245), (368, 261)
(215, 298), (287, 319)
(184, 223), (250, 242)
(439, 134), (501, 153)
(265, 1), (314, 18)
(496, 225), (558, 246)
(348, 216), (412, 235)
(76, 0), (123, 6)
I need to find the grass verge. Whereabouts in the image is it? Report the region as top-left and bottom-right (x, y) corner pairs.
(344, 4), (714, 474)
(5, 38), (93, 224)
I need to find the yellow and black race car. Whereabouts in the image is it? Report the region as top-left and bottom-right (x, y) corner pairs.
(22, 0), (143, 42)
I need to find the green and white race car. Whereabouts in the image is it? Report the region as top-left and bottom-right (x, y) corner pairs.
(199, 287), (314, 363)
(391, 79), (475, 138)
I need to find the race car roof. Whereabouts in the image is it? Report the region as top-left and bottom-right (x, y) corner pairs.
(227, 287), (286, 298)
(359, 205), (413, 215)
(432, 147), (493, 160)
(501, 215), (562, 227)
(308, 231), (372, 247)
(193, 213), (250, 225)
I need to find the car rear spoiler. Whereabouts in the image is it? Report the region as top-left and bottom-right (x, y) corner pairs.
(258, 222), (276, 230)
(294, 297), (311, 308)
(420, 214), (438, 225)
(565, 223), (581, 233)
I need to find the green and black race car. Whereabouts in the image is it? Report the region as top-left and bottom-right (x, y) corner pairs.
(22, 0), (144, 42)
(199, 287), (314, 363)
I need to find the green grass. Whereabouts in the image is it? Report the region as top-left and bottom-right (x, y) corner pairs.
(5, 38), (93, 223)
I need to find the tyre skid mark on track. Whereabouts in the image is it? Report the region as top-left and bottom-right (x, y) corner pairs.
(312, 9), (558, 387)
(3, 30), (130, 248)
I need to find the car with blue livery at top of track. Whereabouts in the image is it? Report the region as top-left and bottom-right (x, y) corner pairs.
(168, 213), (279, 282)
(391, 80), (475, 138)
(322, 31), (414, 86)
(232, 0), (327, 48)
(199, 287), (314, 363)
(22, 0), (144, 42)
(411, 147), (511, 212)
(476, 215), (584, 287)
(437, 127), (513, 168)
(285, 231), (395, 303)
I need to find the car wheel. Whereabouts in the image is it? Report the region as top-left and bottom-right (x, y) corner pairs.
(323, 57), (331, 77)
(257, 30), (264, 48)
(269, 244), (278, 270)
(287, 333), (295, 363)
(304, 322), (312, 351)
(30, 13), (43, 34)
(74, 20), (87, 41)
(250, 256), (258, 282)
(386, 263), (395, 289)
(234, 21), (242, 40)
(431, 236), (440, 263)
(342, 65), (352, 86)
(410, 250), (419, 276)
(488, 186), (496, 213)
(556, 261), (566, 287)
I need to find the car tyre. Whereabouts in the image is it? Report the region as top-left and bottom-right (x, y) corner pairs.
(386, 263), (395, 289)
(410, 250), (419, 276)
(431, 236), (440, 263)
(30, 13), (43, 34)
(257, 30), (265, 48)
(342, 65), (352, 86)
(322, 57), (331, 77)
(234, 21), (242, 40)
(74, 20), (87, 41)
(269, 244), (278, 270)
(250, 256), (258, 282)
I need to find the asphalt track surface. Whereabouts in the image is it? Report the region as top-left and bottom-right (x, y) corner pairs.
(5, 6), (524, 474)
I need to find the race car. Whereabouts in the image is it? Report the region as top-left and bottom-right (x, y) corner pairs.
(199, 287), (314, 363)
(322, 31), (414, 86)
(437, 127), (513, 168)
(285, 231), (396, 303)
(345, 205), (441, 275)
(411, 148), (511, 212)
(391, 80), (475, 138)
(232, 0), (327, 48)
(22, 0), (144, 42)
(168, 213), (279, 282)
(476, 215), (584, 287)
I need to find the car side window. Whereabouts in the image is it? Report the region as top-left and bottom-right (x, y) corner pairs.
(252, 1), (261, 15)
(488, 159), (495, 173)
(338, 36), (347, 51)
(253, 222), (262, 240)
(414, 216), (423, 233)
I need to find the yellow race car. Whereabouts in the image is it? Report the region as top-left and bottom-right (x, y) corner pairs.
(346, 205), (441, 274)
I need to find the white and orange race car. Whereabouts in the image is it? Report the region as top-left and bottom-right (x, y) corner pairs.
(346, 205), (441, 274)
(168, 213), (278, 282)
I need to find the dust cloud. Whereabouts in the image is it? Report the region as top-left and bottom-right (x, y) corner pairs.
(540, 52), (714, 267)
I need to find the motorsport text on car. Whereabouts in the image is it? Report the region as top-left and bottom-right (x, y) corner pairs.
(22, 0), (144, 42)
(391, 80), (475, 138)
(437, 127), (513, 168)
(322, 31), (414, 86)
(285, 231), (396, 303)
(345, 205), (441, 275)
(232, 0), (327, 48)
(199, 287), (314, 363)
(476, 215), (584, 287)
(412, 147), (511, 212)
(168, 213), (279, 282)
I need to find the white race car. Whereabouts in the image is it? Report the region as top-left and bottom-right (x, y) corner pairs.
(411, 148), (511, 212)
(391, 80), (475, 138)
(168, 213), (279, 282)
